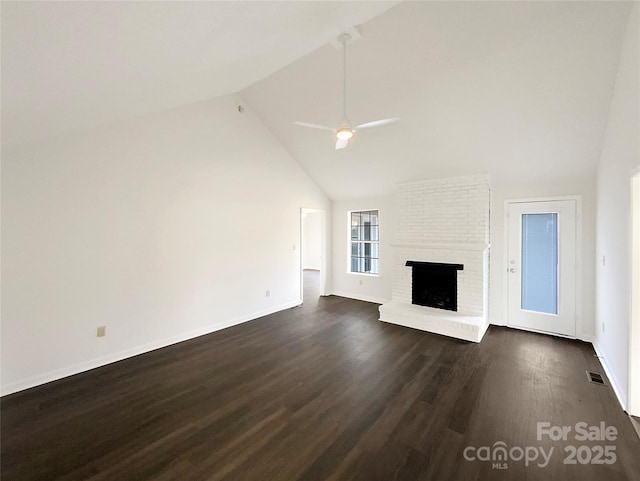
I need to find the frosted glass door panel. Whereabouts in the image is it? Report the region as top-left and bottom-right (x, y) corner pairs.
(521, 213), (558, 315)
(507, 200), (576, 337)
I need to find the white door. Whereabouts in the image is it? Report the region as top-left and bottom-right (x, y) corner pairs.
(507, 200), (577, 337)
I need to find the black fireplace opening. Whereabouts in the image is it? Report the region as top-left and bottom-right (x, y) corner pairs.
(405, 261), (463, 311)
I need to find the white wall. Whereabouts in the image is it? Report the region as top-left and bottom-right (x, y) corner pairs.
(594, 4), (639, 409)
(331, 177), (597, 331)
(1, 94), (330, 395)
(302, 211), (322, 270)
(331, 196), (394, 304)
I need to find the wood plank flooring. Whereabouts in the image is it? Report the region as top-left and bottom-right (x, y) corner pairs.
(2, 271), (640, 480)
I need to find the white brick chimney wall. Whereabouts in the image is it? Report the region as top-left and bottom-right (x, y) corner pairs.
(380, 174), (491, 342)
(395, 174), (489, 246)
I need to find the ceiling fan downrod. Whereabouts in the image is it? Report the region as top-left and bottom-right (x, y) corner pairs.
(338, 33), (352, 133)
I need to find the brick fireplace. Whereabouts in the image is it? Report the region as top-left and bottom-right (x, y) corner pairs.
(379, 174), (490, 342)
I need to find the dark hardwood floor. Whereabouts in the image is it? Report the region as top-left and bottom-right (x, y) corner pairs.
(2, 270), (640, 480)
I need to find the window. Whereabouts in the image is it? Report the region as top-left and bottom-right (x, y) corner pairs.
(350, 210), (379, 274)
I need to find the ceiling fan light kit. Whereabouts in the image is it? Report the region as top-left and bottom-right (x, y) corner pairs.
(336, 127), (354, 140)
(294, 31), (399, 150)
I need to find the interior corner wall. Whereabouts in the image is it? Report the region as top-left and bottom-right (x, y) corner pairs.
(594, 3), (639, 409)
(1, 94), (330, 395)
(332, 173), (598, 328)
(331, 195), (394, 304)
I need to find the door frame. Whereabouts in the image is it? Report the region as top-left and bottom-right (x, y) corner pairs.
(300, 207), (328, 301)
(503, 196), (583, 339)
(629, 169), (640, 416)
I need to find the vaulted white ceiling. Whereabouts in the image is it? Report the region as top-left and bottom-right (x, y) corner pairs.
(241, 1), (633, 199)
(1, 0), (398, 147)
(2, 1), (633, 201)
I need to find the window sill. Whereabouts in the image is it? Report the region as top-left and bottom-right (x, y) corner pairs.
(347, 272), (382, 278)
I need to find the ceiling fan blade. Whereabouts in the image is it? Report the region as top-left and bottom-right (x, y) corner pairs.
(355, 117), (400, 130)
(293, 121), (335, 132)
(335, 138), (349, 150)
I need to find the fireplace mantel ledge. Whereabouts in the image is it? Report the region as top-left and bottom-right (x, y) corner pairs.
(390, 243), (490, 252)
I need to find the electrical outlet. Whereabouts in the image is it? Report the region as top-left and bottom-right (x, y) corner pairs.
(359, 279), (363, 286)
(602, 322), (605, 333)
(266, 290), (270, 297)
(97, 326), (106, 337)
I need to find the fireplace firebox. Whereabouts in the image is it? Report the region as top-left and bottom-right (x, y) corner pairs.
(405, 261), (464, 312)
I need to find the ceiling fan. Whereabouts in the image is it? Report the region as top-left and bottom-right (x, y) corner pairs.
(294, 32), (399, 150)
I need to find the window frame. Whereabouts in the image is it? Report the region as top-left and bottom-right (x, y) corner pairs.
(348, 209), (380, 276)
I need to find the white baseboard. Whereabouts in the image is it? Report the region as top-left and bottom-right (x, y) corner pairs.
(585, 336), (628, 412)
(330, 290), (390, 305)
(1, 300), (301, 397)
(478, 318), (490, 341)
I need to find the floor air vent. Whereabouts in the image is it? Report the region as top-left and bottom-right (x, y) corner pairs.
(586, 371), (606, 386)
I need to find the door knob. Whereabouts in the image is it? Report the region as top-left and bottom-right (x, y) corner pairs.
(509, 267), (516, 273)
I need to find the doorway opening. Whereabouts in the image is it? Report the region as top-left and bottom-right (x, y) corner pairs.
(300, 208), (327, 303)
